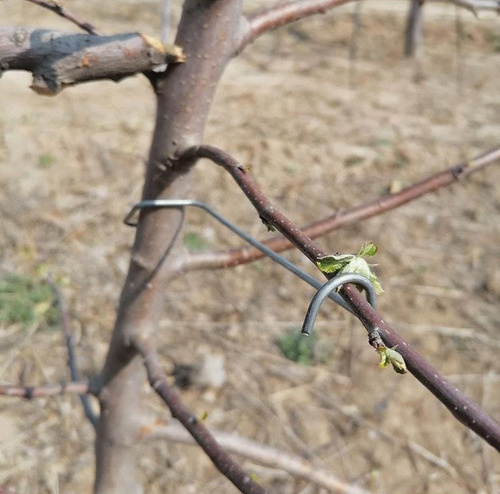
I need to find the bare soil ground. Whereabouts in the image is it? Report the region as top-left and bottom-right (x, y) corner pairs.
(1, 1), (500, 493)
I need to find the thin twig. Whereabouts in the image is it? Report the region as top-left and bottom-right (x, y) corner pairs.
(47, 276), (99, 429)
(135, 337), (269, 494)
(0, 381), (91, 399)
(437, 0), (500, 13)
(455, 5), (465, 94)
(145, 423), (368, 494)
(348, 0), (363, 87)
(238, 0), (357, 52)
(181, 144), (500, 452)
(25, 0), (101, 35)
(180, 146), (500, 272)
(237, 0), (499, 55)
(314, 392), (458, 476)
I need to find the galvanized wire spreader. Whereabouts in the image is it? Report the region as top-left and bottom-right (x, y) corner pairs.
(124, 199), (377, 328)
(300, 273), (376, 336)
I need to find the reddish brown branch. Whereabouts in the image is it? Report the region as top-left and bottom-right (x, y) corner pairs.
(135, 337), (269, 494)
(181, 146), (500, 272)
(238, 0), (357, 52)
(0, 381), (91, 399)
(181, 144), (500, 452)
(25, 0), (101, 35)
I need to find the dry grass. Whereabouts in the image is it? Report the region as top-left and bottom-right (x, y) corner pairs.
(0, 1), (499, 493)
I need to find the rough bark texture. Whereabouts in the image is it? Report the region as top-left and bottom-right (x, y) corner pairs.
(94, 1), (243, 493)
(0, 26), (184, 94)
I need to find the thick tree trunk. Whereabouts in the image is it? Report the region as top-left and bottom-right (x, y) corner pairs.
(94, 2), (243, 493)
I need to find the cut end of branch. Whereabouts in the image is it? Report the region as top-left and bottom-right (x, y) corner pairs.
(140, 34), (186, 63)
(30, 74), (60, 96)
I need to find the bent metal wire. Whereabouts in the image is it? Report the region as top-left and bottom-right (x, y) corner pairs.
(301, 273), (376, 336)
(124, 199), (377, 319)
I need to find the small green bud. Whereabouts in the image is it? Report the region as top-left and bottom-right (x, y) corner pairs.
(358, 241), (378, 257)
(377, 346), (407, 374)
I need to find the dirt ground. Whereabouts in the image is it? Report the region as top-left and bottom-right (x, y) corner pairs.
(1, 1), (500, 493)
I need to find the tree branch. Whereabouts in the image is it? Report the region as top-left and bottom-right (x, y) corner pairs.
(48, 276), (99, 429)
(25, 0), (101, 35)
(135, 337), (269, 494)
(238, 0), (357, 52)
(436, 0), (500, 13)
(0, 381), (91, 398)
(180, 146), (500, 272)
(145, 422), (368, 494)
(0, 27), (184, 95)
(181, 144), (500, 452)
(94, 2), (244, 493)
(237, 0), (498, 54)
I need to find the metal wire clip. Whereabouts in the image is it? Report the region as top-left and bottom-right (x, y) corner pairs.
(301, 273), (377, 336)
(124, 199), (356, 312)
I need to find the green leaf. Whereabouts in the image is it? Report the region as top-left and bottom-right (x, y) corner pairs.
(339, 257), (384, 294)
(369, 276), (384, 295)
(358, 241), (378, 257)
(342, 256), (371, 277)
(316, 254), (355, 274)
(317, 242), (383, 294)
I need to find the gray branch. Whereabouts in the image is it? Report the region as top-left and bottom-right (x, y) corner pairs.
(434, 0), (500, 12)
(0, 27), (184, 95)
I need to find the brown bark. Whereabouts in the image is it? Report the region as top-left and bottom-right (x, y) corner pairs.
(94, 2), (244, 493)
